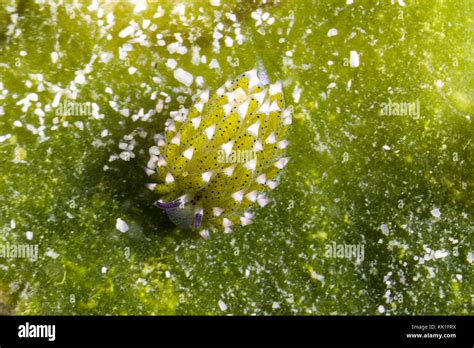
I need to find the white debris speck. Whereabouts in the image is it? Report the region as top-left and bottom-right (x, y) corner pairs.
(45, 248), (60, 259)
(34, 108), (45, 117)
(166, 59), (178, 70)
(101, 129), (109, 137)
(134, 0), (147, 12)
(74, 121), (84, 131)
(119, 25), (134, 38)
(455, 274), (462, 281)
(119, 151), (132, 161)
(292, 85), (303, 103)
(224, 36), (234, 47)
(128, 66), (137, 75)
(349, 50), (360, 67)
(218, 300), (228, 311)
(398, 0), (406, 6)
(25, 231), (33, 240)
(167, 41), (188, 55)
(195, 76), (204, 87)
(51, 52), (59, 63)
(272, 302), (280, 309)
(0, 134), (11, 143)
(310, 271), (325, 283)
(173, 68), (194, 87)
(27, 93), (38, 101)
(101, 266), (108, 274)
(13, 121), (22, 127)
(380, 224), (390, 236)
(468, 252), (474, 263)
(209, 58), (220, 70)
(10, 220), (16, 229)
(285, 50), (293, 57)
(378, 305), (385, 314)
(383, 145), (391, 150)
(172, 3), (185, 16)
(435, 80), (443, 89)
(115, 218), (129, 233)
(106, 12), (115, 25)
(347, 0), (354, 4)
(251, 10), (260, 21)
(165, 271), (171, 278)
(75, 74), (86, 84)
(245, 269), (250, 278)
(434, 250), (448, 259)
(431, 208), (441, 218)
(327, 28), (338, 37)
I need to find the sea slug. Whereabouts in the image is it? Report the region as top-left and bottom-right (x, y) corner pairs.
(145, 67), (292, 238)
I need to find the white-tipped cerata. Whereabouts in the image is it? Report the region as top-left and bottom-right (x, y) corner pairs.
(191, 116), (201, 129)
(267, 180), (279, 189)
(202, 171), (213, 182)
(194, 101), (205, 113)
(145, 183), (157, 191)
(253, 91), (266, 105)
(165, 172), (175, 183)
(245, 190), (258, 202)
(257, 194), (269, 207)
(204, 125), (216, 140)
(265, 132), (276, 144)
(231, 190), (245, 202)
(240, 217), (253, 226)
(223, 103), (233, 115)
(182, 147), (194, 160)
(157, 155), (167, 167)
(223, 165), (236, 177)
(277, 140), (289, 149)
(244, 158), (257, 171)
(221, 141), (234, 156)
(223, 218), (233, 228)
(199, 229), (210, 239)
(269, 100), (281, 112)
(274, 157), (289, 169)
(256, 174), (266, 184)
(238, 100), (249, 119)
(145, 168), (155, 176)
(247, 121), (260, 137)
(253, 140), (263, 152)
(171, 133), (181, 145)
(213, 207), (224, 217)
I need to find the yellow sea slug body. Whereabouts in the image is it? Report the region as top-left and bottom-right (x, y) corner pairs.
(145, 67), (292, 239)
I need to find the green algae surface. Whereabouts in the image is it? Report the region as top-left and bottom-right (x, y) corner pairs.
(0, 0), (472, 315)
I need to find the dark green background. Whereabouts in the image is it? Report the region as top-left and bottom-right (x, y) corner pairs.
(0, 0), (472, 314)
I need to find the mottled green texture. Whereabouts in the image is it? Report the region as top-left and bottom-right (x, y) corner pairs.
(0, 0), (472, 315)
